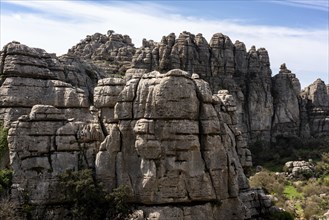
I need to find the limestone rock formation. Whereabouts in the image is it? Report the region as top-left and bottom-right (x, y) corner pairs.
(1, 30), (329, 219)
(271, 64), (301, 139)
(0, 52), (264, 218)
(284, 160), (315, 180)
(300, 78), (329, 136)
(94, 69), (252, 219)
(0, 42), (107, 127)
(67, 30), (329, 143)
(128, 32), (274, 142)
(0, 40), (258, 218)
(68, 32), (135, 75)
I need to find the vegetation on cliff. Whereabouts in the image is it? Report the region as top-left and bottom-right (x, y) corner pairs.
(0, 121), (8, 166)
(250, 151), (329, 219)
(250, 136), (329, 172)
(58, 169), (131, 219)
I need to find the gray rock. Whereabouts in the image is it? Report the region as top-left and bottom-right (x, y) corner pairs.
(284, 160), (314, 179)
(2, 31), (329, 220)
(272, 64), (301, 139)
(300, 78), (329, 136)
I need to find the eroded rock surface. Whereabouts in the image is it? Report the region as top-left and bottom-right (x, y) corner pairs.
(284, 160), (315, 180)
(65, 30), (329, 143)
(1, 31), (328, 220)
(271, 64), (301, 139)
(94, 69), (252, 219)
(300, 78), (329, 137)
(68, 31), (135, 75)
(8, 104), (104, 217)
(0, 41), (106, 127)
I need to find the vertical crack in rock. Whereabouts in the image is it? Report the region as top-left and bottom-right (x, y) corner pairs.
(193, 77), (218, 200)
(0, 44), (8, 86)
(131, 77), (141, 120)
(75, 126), (90, 169)
(47, 153), (53, 173)
(98, 115), (109, 137)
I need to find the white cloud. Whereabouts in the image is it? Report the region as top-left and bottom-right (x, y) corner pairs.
(271, 0), (329, 11)
(1, 1), (328, 88)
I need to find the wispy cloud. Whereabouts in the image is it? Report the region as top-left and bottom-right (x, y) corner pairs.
(271, 0), (329, 11)
(1, 1), (328, 88)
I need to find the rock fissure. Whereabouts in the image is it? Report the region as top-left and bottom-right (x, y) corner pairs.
(0, 45), (8, 86)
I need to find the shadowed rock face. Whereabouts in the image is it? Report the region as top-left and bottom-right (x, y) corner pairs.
(1, 31), (328, 219)
(271, 64), (301, 138)
(300, 78), (329, 137)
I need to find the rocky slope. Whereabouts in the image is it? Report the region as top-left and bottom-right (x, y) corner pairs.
(0, 31), (328, 219)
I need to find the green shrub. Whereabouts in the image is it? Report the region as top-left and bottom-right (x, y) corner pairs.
(315, 153), (329, 177)
(21, 189), (34, 218)
(321, 175), (329, 186)
(249, 170), (285, 196)
(106, 185), (131, 219)
(0, 121), (9, 165)
(265, 209), (294, 220)
(303, 196), (322, 219)
(58, 169), (131, 219)
(302, 179), (329, 197)
(58, 169), (107, 219)
(0, 169), (12, 195)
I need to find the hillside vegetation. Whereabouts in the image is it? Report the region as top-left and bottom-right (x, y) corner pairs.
(250, 136), (329, 219)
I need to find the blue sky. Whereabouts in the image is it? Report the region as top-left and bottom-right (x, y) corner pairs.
(1, 0), (328, 88)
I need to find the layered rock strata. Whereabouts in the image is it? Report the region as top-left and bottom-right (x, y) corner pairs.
(68, 31), (135, 75)
(271, 64), (301, 138)
(0, 48), (266, 218)
(0, 42), (106, 127)
(9, 105), (104, 208)
(1, 30), (329, 219)
(68, 31), (329, 143)
(300, 78), (329, 137)
(94, 70), (251, 208)
(0, 42), (108, 218)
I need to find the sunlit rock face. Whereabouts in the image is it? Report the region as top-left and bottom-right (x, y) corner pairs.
(1, 30), (328, 219)
(63, 30), (329, 143)
(95, 69), (252, 219)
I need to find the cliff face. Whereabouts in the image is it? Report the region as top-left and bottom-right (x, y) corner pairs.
(0, 42), (268, 219)
(300, 78), (329, 137)
(0, 31), (328, 219)
(271, 64), (301, 138)
(68, 31), (329, 142)
(95, 69), (254, 219)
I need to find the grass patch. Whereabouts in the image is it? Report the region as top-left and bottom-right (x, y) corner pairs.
(294, 201), (303, 217)
(284, 185), (303, 200)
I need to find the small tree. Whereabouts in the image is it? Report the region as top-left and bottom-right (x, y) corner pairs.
(0, 121), (9, 167)
(0, 169), (12, 196)
(58, 169), (131, 219)
(106, 185), (131, 219)
(315, 153), (329, 177)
